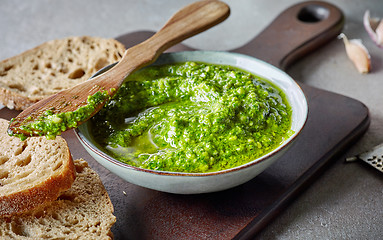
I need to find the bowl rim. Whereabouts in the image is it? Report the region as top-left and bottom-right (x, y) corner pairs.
(75, 50), (308, 177)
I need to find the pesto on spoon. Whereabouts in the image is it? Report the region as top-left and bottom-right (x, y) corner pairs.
(7, 0), (230, 139)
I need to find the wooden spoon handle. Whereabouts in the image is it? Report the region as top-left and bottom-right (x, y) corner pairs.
(144, 0), (230, 55)
(97, 0), (230, 87)
(232, 1), (344, 70)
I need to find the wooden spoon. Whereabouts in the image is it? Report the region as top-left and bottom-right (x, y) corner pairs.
(8, 0), (230, 139)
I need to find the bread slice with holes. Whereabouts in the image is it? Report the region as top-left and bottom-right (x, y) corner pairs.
(0, 36), (126, 110)
(0, 158), (116, 239)
(0, 118), (76, 217)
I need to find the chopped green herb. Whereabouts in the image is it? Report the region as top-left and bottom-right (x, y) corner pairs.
(91, 62), (293, 173)
(9, 90), (111, 140)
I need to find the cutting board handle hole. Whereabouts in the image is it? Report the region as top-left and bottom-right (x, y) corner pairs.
(297, 5), (329, 23)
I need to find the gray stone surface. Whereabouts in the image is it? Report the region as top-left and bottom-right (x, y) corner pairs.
(1, 0), (382, 239)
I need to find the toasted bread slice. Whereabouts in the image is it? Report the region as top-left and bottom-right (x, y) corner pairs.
(0, 118), (76, 217)
(0, 36), (126, 110)
(0, 159), (116, 239)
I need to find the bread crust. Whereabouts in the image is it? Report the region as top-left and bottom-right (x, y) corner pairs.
(0, 159), (116, 239)
(0, 153), (75, 217)
(0, 119), (76, 217)
(0, 88), (38, 110)
(0, 36), (126, 110)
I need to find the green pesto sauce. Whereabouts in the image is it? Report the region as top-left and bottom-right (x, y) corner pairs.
(90, 62), (293, 173)
(9, 90), (112, 140)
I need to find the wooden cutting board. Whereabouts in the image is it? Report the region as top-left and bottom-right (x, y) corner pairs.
(0, 1), (370, 239)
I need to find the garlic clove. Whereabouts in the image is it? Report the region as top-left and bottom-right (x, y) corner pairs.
(376, 20), (383, 45)
(338, 33), (371, 74)
(363, 10), (383, 48)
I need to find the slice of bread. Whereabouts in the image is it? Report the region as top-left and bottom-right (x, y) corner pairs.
(0, 118), (76, 217)
(0, 158), (116, 239)
(0, 36), (126, 110)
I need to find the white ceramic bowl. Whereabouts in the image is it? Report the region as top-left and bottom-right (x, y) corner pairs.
(75, 51), (308, 194)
